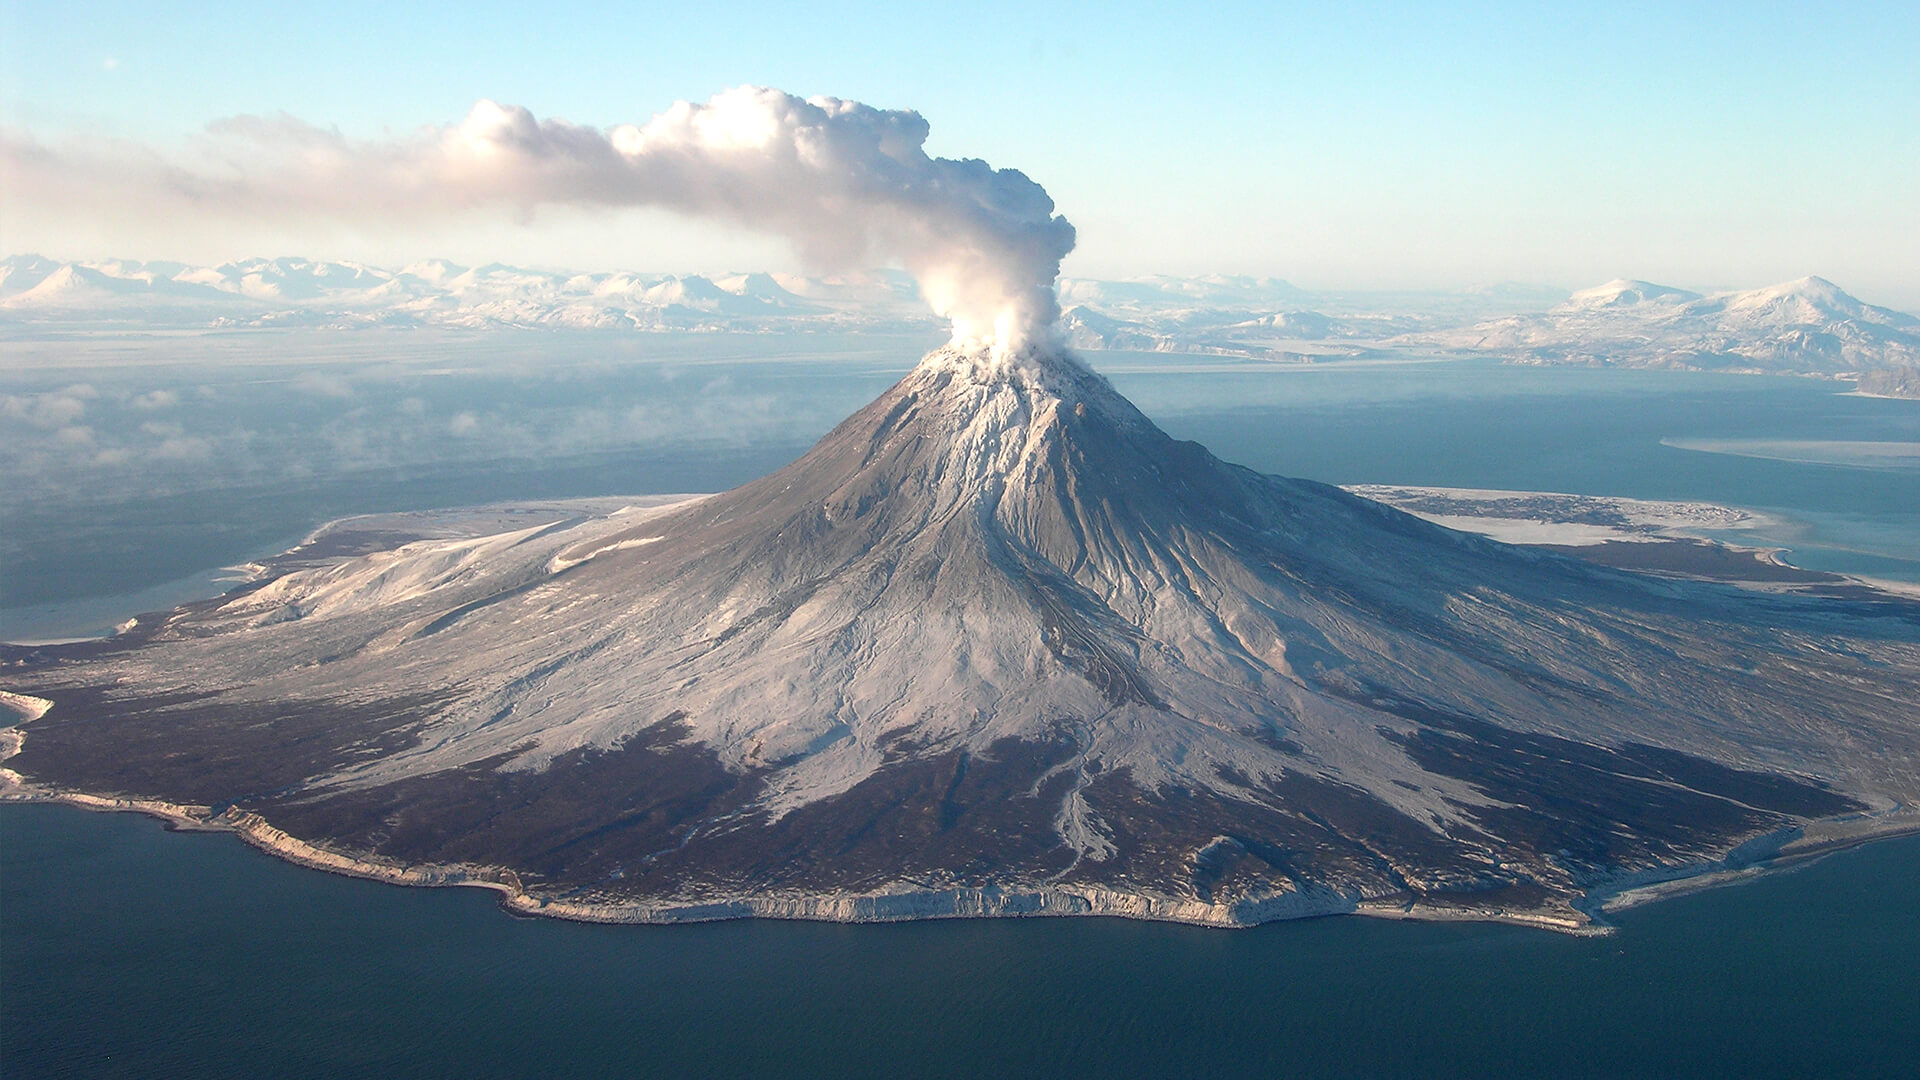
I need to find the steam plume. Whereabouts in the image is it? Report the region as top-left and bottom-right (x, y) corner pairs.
(1, 87), (1077, 355)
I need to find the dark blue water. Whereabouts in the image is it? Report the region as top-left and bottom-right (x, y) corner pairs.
(5, 804), (1918, 1079)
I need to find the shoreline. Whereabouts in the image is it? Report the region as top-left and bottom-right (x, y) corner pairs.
(1584, 809), (1920, 916)
(0, 706), (1585, 936)
(8, 724), (1911, 937)
(0, 781), (1583, 933)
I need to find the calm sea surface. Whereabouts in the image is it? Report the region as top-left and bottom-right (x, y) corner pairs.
(5, 805), (1918, 1079)
(4, 341), (1919, 1076)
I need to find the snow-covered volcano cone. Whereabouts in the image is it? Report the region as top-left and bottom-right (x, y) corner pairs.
(7, 342), (1920, 928)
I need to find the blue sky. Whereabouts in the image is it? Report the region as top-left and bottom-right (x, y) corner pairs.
(4, 1), (1917, 303)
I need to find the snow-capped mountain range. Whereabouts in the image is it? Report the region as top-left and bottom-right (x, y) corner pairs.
(1060, 274), (1920, 379)
(6, 255), (1915, 391)
(1396, 276), (1920, 375)
(0, 255), (930, 332)
(1059, 272), (1917, 382)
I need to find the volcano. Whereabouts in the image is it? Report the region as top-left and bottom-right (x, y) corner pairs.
(6, 346), (1919, 929)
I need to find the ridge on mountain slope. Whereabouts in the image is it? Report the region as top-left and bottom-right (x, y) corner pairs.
(4, 345), (1918, 928)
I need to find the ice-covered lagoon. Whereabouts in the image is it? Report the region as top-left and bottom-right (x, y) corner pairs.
(4, 330), (1919, 1075)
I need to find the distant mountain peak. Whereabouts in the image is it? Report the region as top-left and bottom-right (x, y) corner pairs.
(716, 271), (800, 301)
(1559, 279), (1701, 310)
(399, 259), (468, 282)
(1722, 275), (1861, 316)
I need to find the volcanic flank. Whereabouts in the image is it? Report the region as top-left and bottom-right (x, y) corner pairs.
(6, 342), (1920, 929)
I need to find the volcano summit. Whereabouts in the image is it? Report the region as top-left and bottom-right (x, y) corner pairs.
(5, 343), (1919, 930)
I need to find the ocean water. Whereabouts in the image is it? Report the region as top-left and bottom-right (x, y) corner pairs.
(4, 338), (1919, 1076)
(5, 804), (1918, 1079)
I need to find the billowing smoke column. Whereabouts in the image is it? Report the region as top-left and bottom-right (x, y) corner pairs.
(4, 87), (1077, 357)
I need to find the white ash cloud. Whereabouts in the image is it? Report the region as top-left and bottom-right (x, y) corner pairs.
(2, 87), (1077, 355)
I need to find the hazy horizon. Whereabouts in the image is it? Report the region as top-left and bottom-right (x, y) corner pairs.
(8, 252), (1918, 319)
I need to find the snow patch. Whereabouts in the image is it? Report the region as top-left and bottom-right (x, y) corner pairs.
(548, 535), (664, 574)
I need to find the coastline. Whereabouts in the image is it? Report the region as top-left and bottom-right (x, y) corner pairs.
(1584, 808), (1920, 916)
(0, 779), (1567, 933)
(1843, 387), (1920, 402)
(9, 716), (1910, 937)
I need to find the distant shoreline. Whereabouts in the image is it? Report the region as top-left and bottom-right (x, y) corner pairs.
(1347, 483), (1920, 594)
